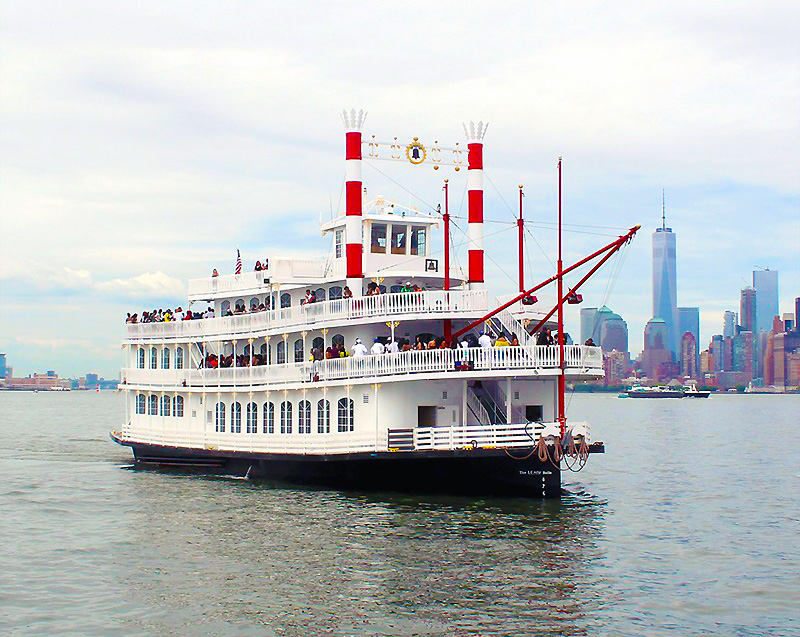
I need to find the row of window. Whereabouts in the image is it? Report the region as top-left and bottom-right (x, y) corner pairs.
(136, 334), (351, 369)
(214, 399), (354, 434)
(218, 277), (425, 315)
(369, 223), (427, 256)
(137, 347), (185, 370)
(135, 394), (185, 417)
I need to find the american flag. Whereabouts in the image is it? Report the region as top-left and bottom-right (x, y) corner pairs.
(235, 249), (242, 274)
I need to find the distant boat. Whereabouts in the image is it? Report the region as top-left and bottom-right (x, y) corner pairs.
(682, 382), (710, 398)
(626, 384), (684, 398)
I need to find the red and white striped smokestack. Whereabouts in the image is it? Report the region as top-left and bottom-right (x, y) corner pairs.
(341, 108), (367, 296)
(464, 121), (487, 289)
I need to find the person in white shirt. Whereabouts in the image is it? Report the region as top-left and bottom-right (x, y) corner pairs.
(478, 332), (492, 348)
(174, 307), (185, 321)
(459, 338), (470, 349)
(370, 339), (386, 355)
(352, 338), (368, 357)
(386, 339), (399, 354)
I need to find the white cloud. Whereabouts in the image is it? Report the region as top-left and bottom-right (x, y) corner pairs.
(0, 0), (798, 373)
(95, 271), (184, 299)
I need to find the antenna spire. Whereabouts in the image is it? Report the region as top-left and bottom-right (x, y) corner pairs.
(662, 188), (666, 231)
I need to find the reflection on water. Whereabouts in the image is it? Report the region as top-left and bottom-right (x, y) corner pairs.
(122, 475), (607, 636)
(2, 392), (799, 636)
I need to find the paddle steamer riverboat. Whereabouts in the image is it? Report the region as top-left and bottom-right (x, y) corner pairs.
(112, 110), (638, 497)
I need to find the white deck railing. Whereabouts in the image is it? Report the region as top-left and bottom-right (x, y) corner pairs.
(121, 344), (603, 388)
(118, 420), (590, 456)
(125, 289), (489, 340)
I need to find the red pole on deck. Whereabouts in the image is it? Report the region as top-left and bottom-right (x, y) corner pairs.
(557, 158), (566, 438)
(451, 225), (639, 340)
(518, 184), (525, 293)
(443, 179), (452, 343)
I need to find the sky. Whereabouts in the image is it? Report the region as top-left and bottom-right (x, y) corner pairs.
(1, 1), (799, 378)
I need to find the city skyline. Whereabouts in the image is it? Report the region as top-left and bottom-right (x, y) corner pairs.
(1, 1), (798, 378)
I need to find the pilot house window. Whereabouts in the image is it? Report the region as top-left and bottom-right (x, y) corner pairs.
(410, 226), (426, 256)
(371, 223), (387, 254)
(335, 229), (343, 259)
(391, 225), (407, 255)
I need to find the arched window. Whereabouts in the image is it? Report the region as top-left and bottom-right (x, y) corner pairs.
(280, 401), (292, 434)
(150, 348), (158, 369)
(317, 399), (330, 433)
(312, 337), (324, 352)
(137, 349), (145, 369)
(280, 293), (291, 308)
(175, 347), (184, 370)
(162, 348), (170, 369)
(332, 334), (344, 350)
(221, 300), (231, 314)
(294, 339), (304, 363)
(337, 397), (354, 432)
(215, 402), (226, 432)
(235, 299), (245, 311)
(277, 341), (286, 365)
(390, 285), (403, 293)
(136, 394), (145, 414)
(379, 285), (386, 294)
(250, 297), (259, 310)
(231, 402), (242, 433)
(173, 395), (184, 417)
(161, 395), (171, 416)
(329, 286), (342, 300)
(315, 288), (326, 301)
(148, 395), (158, 415)
(246, 402), (258, 433)
(260, 342), (270, 365)
(299, 400), (311, 434)
(263, 401), (274, 433)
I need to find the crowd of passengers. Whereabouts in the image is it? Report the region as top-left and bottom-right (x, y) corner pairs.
(124, 280), (437, 323)
(126, 307), (215, 323)
(197, 327), (576, 369)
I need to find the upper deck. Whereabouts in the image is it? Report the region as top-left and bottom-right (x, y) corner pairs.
(126, 289), (489, 343)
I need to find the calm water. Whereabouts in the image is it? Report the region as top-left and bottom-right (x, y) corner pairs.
(0, 391), (797, 636)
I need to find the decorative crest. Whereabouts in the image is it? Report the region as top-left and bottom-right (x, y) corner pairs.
(463, 120), (488, 142)
(341, 108), (367, 131)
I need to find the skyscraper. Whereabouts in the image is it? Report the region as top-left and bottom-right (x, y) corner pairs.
(740, 287), (757, 333)
(652, 197), (678, 357)
(723, 310), (738, 338)
(753, 268), (779, 335)
(580, 308), (598, 344)
(680, 332), (698, 379)
(679, 306), (700, 370)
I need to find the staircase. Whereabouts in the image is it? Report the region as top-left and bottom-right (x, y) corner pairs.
(467, 382), (507, 425)
(488, 301), (533, 346)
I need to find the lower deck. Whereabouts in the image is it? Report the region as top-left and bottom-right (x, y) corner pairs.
(113, 434), (605, 498)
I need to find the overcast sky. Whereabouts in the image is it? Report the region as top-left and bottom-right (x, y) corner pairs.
(1, 1), (798, 378)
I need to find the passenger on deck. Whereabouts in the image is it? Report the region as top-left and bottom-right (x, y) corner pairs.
(254, 260), (263, 271)
(352, 338), (368, 357)
(212, 269), (219, 277)
(342, 286), (353, 299)
(371, 339), (386, 355)
(414, 336), (425, 350)
(478, 332), (492, 348)
(510, 333), (519, 346)
(386, 339), (399, 354)
(325, 346), (335, 359)
(495, 334), (510, 347)
(584, 338), (595, 346)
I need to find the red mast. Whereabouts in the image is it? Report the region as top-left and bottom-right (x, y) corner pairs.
(557, 158), (566, 439)
(518, 184), (525, 293)
(443, 179), (452, 343)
